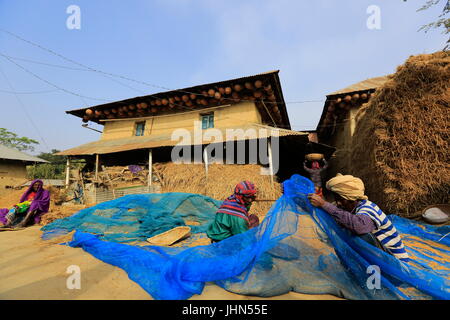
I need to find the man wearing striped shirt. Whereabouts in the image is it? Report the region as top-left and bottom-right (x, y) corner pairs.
(308, 173), (410, 262)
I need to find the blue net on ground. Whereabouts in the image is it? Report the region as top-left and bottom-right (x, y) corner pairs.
(41, 193), (222, 243)
(41, 175), (450, 300)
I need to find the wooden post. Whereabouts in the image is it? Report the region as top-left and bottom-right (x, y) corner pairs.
(148, 149), (153, 188)
(65, 157), (71, 189)
(203, 146), (209, 178)
(203, 146), (209, 196)
(95, 154), (100, 181)
(268, 140), (274, 184)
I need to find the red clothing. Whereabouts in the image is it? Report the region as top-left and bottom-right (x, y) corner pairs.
(27, 192), (36, 201)
(315, 187), (324, 198)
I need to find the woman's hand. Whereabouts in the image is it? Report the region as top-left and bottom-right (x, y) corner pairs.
(308, 193), (326, 207)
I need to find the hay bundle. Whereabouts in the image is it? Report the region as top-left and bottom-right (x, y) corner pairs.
(351, 51), (450, 217)
(153, 163), (282, 219)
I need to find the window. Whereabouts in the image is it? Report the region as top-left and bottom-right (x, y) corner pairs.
(201, 113), (214, 129)
(135, 121), (146, 136)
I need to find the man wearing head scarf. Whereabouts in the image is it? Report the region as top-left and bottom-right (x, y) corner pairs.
(0, 179), (51, 228)
(207, 181), (259, 243)
(308, 173), (410, 262)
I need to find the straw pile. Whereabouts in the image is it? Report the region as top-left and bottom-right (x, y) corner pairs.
(153, 163), (282, 219)
(350, 51), (450, 217)
(40, 204), (87, 226)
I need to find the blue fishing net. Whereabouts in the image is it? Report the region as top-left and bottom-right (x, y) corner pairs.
(41, 175), (450, 300)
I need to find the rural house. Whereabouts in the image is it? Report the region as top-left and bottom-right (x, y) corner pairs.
(0, 144), (48, 190)
(316, 75), (390, 177)
(58, 71), (334, 202)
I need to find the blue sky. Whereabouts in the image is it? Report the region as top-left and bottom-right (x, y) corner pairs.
(0, 0), (447, 155)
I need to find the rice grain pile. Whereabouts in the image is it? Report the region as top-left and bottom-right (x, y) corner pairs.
(350, 51), (450, 217)
(154, 163), (282, 219)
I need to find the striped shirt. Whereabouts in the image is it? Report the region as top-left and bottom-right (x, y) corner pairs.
(216, 194), (250, 222)
(356, 200), (410, 262)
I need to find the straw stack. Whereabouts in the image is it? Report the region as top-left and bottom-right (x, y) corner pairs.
(350, 51), (450, 217)
(153, 163), (282, 219)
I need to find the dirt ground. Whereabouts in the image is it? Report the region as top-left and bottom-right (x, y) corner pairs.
(0, 226), (340, 300)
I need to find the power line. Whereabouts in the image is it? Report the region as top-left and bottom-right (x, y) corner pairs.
(1, 54), (89, 71)
(0, 63), (50, 152)
(2, 53), (147, 95)
(0, 52), (113, 102)
(0, 88), (59, 94)
(0, 55), (147, 95)
(0, 28), (164, 93)
(0, 28), (326, 106)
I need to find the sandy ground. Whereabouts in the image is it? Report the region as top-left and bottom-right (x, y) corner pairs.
(0, 226), (340, 300)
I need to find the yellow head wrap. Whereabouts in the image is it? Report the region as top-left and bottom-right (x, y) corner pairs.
(325, 173), (368, 201)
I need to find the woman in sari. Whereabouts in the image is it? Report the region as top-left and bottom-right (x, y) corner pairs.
(0, 179), (50, 228)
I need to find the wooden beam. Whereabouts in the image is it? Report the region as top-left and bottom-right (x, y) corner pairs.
(261, 100), (278, 128)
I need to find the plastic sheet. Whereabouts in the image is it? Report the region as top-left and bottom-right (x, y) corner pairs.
(42, 175), (450, 300)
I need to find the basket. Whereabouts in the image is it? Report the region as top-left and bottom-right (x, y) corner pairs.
(421, 204), (450, 224)
(305, 153), (324, 161)
(146, 226), (191, 246)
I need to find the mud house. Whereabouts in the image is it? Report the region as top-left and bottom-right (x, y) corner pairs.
(58, 71), (334, 202)
(0, 144), (48, 190)
(316, 75), (390, 178)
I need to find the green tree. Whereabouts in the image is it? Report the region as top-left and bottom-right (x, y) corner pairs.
(37, 149), (67, 164)
(0, 128), (39, 152)
(27, 149), (85, 180)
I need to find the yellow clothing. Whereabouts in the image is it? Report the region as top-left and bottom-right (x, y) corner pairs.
(325, 173), (368, 201)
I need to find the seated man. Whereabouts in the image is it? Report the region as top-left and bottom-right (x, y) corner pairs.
(308, 173), (410, 263)
(207, 181), (259, 243)
(0, 179), (51, 228)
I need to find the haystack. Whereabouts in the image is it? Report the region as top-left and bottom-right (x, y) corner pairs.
(153, 163), (282, 219)
(351, 51), (450, 217)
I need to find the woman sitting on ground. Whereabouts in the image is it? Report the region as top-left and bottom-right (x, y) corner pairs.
(0, 179), (50, 228)
(308, 173), (410, 263)
(207, 181), (260, 243)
